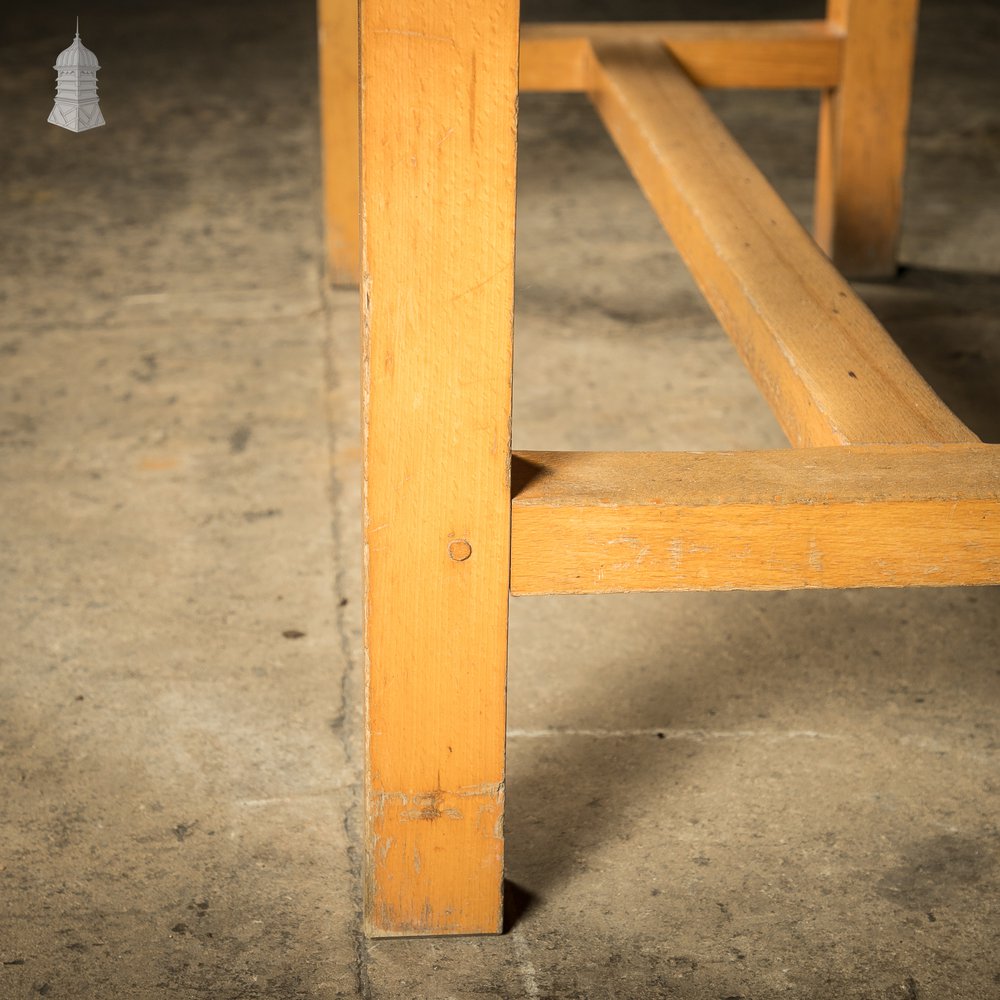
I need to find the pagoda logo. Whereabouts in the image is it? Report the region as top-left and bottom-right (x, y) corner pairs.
(49, 19), (105, 132)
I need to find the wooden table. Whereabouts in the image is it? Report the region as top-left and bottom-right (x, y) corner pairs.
(317, 0), (999, 937)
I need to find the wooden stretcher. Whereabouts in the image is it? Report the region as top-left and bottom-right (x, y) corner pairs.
(317, 0), (999, 936)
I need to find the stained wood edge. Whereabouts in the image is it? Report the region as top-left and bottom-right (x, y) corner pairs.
(520, 20), (843, 91)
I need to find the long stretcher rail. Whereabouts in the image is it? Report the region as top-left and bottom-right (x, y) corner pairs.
(587, 41), (977, 449)
(520, 20), (843, 91)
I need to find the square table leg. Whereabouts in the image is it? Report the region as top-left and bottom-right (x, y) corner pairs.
(360, 0), (520, 936)
(814, 0), (920, 279)
(318, 0), (360, 285)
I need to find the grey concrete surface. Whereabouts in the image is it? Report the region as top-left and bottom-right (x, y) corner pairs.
(1, 1), (998, 997)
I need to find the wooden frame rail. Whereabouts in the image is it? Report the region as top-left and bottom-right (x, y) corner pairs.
(520, 20), (843, 92)
(511, 446), (1000, 596)
(587, 42), (973, 448)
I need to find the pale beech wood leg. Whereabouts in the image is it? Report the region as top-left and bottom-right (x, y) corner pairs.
(317, 0), (360, 286)
(360, 0), (519, 936)
(814, 0), (920, 280)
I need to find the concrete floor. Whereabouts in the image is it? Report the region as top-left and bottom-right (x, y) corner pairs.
(2, 1), (999, 997)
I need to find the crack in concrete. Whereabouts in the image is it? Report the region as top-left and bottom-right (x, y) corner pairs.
(320, 274), (372, 1000)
